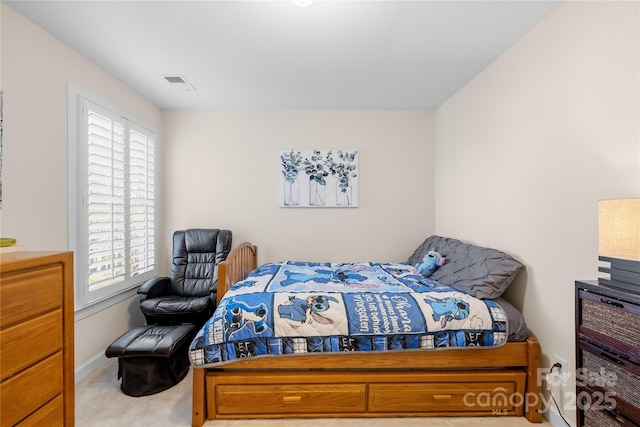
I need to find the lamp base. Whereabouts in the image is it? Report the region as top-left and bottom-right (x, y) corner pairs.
(598, 256), (640, 293)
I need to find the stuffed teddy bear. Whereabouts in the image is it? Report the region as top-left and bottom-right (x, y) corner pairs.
(415, 250), (445, 277)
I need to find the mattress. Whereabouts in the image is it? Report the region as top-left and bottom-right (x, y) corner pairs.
(189, 261), (525, 369)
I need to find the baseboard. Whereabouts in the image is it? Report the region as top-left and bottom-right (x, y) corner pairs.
(547, 405), (576, 427)
(75, 352), (108, 383)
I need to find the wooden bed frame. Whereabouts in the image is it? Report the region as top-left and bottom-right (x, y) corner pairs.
(192, 242), (542, 426)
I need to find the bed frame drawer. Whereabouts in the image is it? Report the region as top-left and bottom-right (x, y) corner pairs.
(369, 381), (522, 414)
(205, 369), (527, 419)
(215, 383), (366, 416)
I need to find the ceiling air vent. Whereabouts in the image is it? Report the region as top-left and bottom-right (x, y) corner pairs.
(161, 74), (196, 91)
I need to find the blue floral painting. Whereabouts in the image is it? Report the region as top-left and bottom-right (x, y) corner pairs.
(280, 149), (358, 208)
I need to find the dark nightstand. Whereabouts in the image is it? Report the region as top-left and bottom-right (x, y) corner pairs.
(575, 280), (640, 426)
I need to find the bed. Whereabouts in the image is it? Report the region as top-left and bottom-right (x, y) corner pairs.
(189, 237), (542, 426)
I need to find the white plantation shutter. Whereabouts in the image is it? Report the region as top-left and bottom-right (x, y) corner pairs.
(75, 97), (157, 308)
(86, 107), (126, 292)
(128, 126), (155, 277)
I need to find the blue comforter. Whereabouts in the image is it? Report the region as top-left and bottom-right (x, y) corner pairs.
(189, 261), (508, 368)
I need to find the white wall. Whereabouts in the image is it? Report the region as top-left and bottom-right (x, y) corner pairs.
(435, 1), (639, 424)
(160, 110), (435, 268)
(1, 4), (161, 371)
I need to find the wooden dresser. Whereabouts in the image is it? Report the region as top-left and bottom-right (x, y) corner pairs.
(1, 252), (74, 426)
(575, 280), (640, 426)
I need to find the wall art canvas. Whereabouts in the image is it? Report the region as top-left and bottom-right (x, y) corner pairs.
(280, 149), (358, 208)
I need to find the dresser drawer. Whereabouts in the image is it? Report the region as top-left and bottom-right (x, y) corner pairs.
(0, 352), (63, 426)
(581, 405), (637, 427)
(579, 342), (640, 423)
(578, 287), (640, 363)
(15, 395), (64, 427)
(213, 383), (366, 416)
(579, 386), (638, 427)
(369, 380), (522, 414)
(0, 265), (63, 328)
(1, 310), (63, 380)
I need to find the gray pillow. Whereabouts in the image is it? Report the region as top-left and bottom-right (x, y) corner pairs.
(494, 297), (528, 342)
(408, 235), (524, 299)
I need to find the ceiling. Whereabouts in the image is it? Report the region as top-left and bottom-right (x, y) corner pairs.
(5, 0), (563, 110)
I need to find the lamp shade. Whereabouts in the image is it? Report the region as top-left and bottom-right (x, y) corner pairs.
(598, 198), (640, 291)
(599, 198), (640, 261)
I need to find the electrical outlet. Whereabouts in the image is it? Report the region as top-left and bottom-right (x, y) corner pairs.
(551, 354), (568, 385)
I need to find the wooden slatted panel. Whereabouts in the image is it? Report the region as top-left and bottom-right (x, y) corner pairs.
(217, 242), (257, 303)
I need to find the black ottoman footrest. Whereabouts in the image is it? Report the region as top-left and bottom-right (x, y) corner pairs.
(105, 324), (196, 397)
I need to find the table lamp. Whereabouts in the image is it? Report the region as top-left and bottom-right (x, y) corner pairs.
(598, 198), (640, 291)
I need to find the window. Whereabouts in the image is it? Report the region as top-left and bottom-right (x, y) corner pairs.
(69, 87), (157, 310)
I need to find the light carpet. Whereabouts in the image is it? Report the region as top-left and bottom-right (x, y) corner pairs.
(76, 359), (553, 426)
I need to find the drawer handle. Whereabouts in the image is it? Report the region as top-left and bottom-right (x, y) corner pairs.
(600, 298), (624, 309)
(600, 351), (625, 366)
(283, 396), (302, 404)
(432, 394), (452, 402)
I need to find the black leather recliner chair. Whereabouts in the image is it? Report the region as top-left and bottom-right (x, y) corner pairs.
(138, 228), (232, 327)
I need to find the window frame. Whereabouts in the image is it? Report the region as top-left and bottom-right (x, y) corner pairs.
(68, 84), (157, 316)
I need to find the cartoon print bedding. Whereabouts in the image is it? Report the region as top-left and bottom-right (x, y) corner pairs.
(189, 261), (508, 368)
